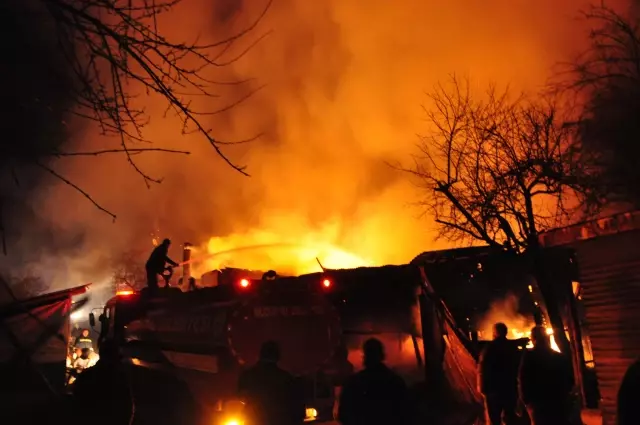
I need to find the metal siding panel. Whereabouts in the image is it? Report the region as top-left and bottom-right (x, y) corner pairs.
(573, 230), (640, 425)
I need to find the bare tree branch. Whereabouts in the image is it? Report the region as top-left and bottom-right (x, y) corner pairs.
(35, 161), (117, 221)
(39, 0), (271, 180)
(0, 0), (272, 253)
(398, 76), (598, 252)
(54, 147), (190, 156)
(111, 248), (148, 291)
(558, 5), (640, 208)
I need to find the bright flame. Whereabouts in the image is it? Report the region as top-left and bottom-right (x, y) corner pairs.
(192, 221), (376, 277)
(478, 293), (561, 352)
(514, 327), (561, 353)
(547, 328), (561, 353)
(223, 419), (241, 425)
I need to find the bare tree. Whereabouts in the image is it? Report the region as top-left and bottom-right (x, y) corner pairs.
(405, 76), (595, 253)
(1, 0), (271, 253)
(402, 76), (602, 356)
(562, 5), (640, 208)
(111, 248), (147, 292)
(45, 0), (270, 182)
(0, 275), (50, 303)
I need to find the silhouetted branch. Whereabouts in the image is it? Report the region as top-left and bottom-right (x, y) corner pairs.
(36, 161), (117, 221)
(55, 147), (190, 156)
(43, 0), (270, 177)
(398, 76), (597, 252)
(0, 0), (272, 245)
(558, 5), (640, 208)
(111, 248), (148, 291)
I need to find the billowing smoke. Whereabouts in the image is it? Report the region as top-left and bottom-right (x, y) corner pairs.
(1, 0), (635, 293)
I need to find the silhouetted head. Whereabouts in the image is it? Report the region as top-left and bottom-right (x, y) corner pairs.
(162, 238), (171, 246)
(262, 270), (277, 281)
(259, 340), (280, 363)
(493, 322), (508, 339)
(363, 338), (385, 368)
(530, 326), (551, 350)
(81, 329), (89, 337)
(80, 348), (90, 359)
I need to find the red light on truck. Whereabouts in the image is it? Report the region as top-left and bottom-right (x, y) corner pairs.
(322, 279), (331, 288)
(239, 279), (250, 288)
(116, 290), (134, 296)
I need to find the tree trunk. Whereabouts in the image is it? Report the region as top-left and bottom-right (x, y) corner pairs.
(528, 246), (571, 355)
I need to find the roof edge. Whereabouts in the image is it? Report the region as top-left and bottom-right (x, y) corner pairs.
(410, 246), (497, 264)
(539, 210), (640, 247)
(0, 284), (90, 320)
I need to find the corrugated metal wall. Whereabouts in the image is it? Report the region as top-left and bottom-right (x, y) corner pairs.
(572, 229), (640, 425)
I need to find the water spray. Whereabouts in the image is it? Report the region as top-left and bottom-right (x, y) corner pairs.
(174, 242), (370, 275)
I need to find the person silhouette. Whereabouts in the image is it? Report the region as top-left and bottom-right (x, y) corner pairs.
(338, 338), (410, 425)
(238, 341), (305, 425)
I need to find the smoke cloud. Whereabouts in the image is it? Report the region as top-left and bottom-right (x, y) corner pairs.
(1, 0), (635, 292)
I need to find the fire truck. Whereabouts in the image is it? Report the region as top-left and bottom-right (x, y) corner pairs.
(90, 265), (482, 425)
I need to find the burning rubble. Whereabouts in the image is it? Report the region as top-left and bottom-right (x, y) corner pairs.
(477, 293), (560, 352)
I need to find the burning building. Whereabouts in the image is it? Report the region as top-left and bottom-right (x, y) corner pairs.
(411, 247), (557, 345)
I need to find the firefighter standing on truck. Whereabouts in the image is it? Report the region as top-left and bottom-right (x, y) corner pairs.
(146, 238), (178, 293)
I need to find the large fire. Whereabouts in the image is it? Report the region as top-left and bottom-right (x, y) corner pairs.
(192, 231), (372, 276)
(186, 211), (444, 277)
(10, 0), (634, 291)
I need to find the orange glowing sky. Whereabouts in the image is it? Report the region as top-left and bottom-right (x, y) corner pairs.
(9, 0), (635, 285)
